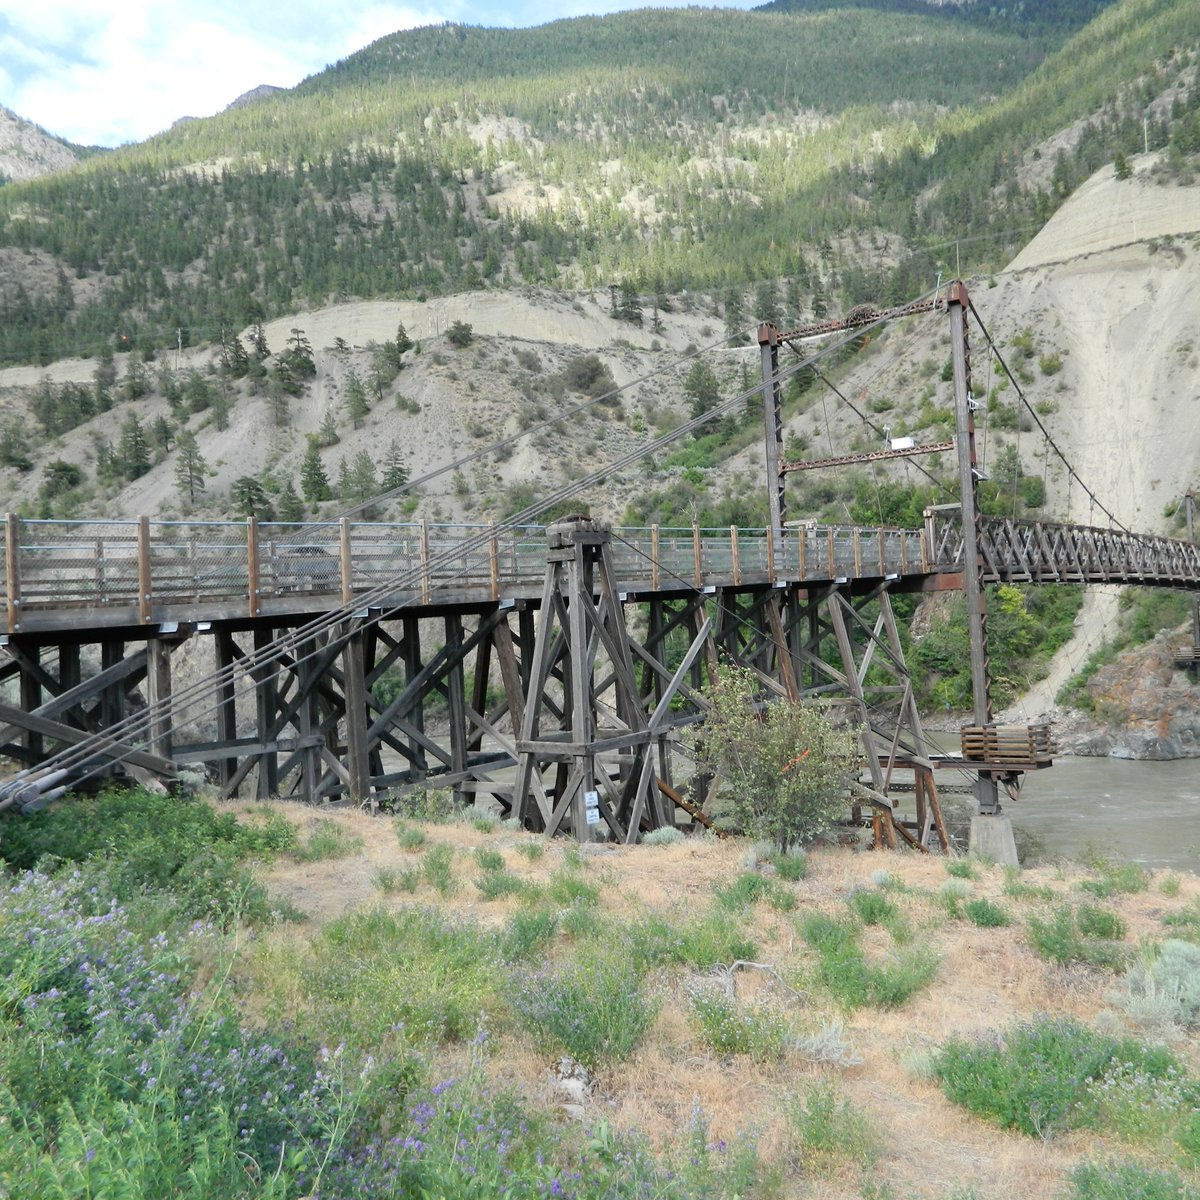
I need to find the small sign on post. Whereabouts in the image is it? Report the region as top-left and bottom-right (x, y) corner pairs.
(584, 789), (601, 826)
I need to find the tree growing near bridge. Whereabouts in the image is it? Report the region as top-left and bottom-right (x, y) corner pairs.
(693, 666), (858, 852)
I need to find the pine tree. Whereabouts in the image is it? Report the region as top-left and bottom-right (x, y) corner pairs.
(317, 409), (340, 447)
(174, 428), (207, 505)
(277, 479), (304, 522)
(683, 360), (721, 419)
(345, 370), (370, 428)
(380, 439), (410, 493)
(300, 437), (331, 505)
(119, 413), (150, 480)
(284, 327), (317, 378)
(231, 475), (273, 519)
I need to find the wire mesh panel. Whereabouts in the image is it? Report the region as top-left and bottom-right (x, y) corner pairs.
(151, 521), (249, 601)
(259, 523), (341, 597)
(426, 525), (494, 589)
(18, 520), (141, 606)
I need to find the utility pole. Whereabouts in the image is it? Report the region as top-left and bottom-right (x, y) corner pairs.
(948, 281), (1001, 818)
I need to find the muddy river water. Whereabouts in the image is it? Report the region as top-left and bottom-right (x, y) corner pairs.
(1003, 756), (1200, 871)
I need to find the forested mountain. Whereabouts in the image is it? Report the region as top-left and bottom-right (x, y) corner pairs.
(0, 0), (1196, 369)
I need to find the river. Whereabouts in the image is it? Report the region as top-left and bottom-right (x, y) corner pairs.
(1005, 755), (1200, 870)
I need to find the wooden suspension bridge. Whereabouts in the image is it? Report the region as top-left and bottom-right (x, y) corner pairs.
(2, 283), (1199, 849)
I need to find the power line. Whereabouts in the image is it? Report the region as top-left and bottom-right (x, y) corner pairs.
(966, 297), (1129, 534)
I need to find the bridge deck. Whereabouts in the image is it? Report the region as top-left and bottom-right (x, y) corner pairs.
(5, 513), (1200, 638)
(1, 517), (934, 635)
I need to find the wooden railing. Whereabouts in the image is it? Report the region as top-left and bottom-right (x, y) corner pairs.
(0, 516), (931, 632)
(925, 512), (1200, 587)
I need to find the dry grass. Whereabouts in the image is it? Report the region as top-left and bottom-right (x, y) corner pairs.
(233, 799), (1200, 1198)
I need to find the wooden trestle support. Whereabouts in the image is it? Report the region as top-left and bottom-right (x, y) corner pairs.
(0, 522), (945, 850)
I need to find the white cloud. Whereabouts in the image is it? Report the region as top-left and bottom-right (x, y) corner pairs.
(0, 0), (452, 145)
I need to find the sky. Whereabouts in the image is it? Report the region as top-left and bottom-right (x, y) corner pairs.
(1, 0), (760, 148)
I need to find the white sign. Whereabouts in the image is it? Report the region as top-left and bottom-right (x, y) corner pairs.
(585, 806), (601, 826)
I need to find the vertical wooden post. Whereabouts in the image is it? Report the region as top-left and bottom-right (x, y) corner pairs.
(852, 528), (862, 577)
(146, 637), (173, 760)
(827, 527), (836, 576)
(297, 630), (323, 804)
(766, 524), (776, 584)
(19, 642), (42, 760)
(877, 528), (885, 575)
(798, 524), (807, 579)
(246, 518), (261, 617)
(342, 621), (371, 805)
(651, 524), (660, 591)
(420, 519), (431, 603)
(730, 525), (741, 586)
(339, 517), (354, 605)
(137, 515), (152, 625)
(400, 615), (427, 782)
(253, 624), (278, 798)
(949, 280), (999, 815)
(488, 522), (500, 600)
(758, 323), (786, 570)
(214, 629), (238, 791)
(692, 524), (702, 587)
(5, 513), (21, 633)
(444, 614), (469, 808)
(59, 645), (81, 728)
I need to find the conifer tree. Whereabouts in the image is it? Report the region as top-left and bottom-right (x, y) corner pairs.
(277, 479), (304, 522)
(232, 475), (272, 519)
(119, 413), (150, 480)
(174, 428), (207, 504)
(380, 439), (410, 493)
(346, 370), (370, 428)
(300, 437), (331, 505)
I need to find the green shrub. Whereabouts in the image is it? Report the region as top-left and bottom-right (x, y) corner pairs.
(687, 984), (789, 1061)
(475, 871), (526, 900)
(515, 839), (545, 862)
(375, 866), (419, 894)
(1068, 1160), (1198, 1200)
(474, 846), (505, 872)
(642, 825), (685, 846)
(1112, 940), (1200, 1029)
(500, 909), (559, 961)
(849, 889), (897, 925)
(1002, 867), (1055, 902)
(1028, 905), (1127, 969)
(628, 910), (757, 970)
(715, 873), (782, 907)
(964, 898), (1010, 927)
(786, 1080), (877, 1170)
(303, 905), (501, 1049)
(773, 851), (808, 881)
(511, 942), (658, 1070)
(945, 858), (977, 880)
(422, 844), (459, 896)
(1080, 857), (1150, 898)
(1077, 904), (1127, 941)
(801, 914), (938, 1010)
(472, 816), (497, 833)
(934, 1017), (1184, 1139)
(693, 666), (858, 852)
(295, 819), (363, 862)
(0, 787), (285, 927)
(391, 787), (457, 823)
(395, 822), (428, 851)
(546, 868), (600, 908)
